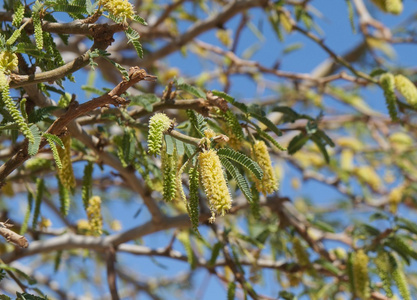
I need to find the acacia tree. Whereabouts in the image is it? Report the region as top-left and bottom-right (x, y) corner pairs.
(0, 0), (416, 299)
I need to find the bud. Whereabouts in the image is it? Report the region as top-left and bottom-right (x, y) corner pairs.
(198, 149), (232, 216)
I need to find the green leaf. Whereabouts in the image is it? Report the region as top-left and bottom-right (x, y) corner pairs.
(176, 79), (206, 99)
(174, 138), (185, 156)
(28, 106), (59, 123)
(227, 282), (236, 300)
(208, 242), (223, 267)
(32, 178), (44, 229)
(186, 110), (207, 137)
(396, 217), (417, 235)
(132, 15), (147, 25)
(251, 112), (283, 137)
(164, 135), (175, 155)
(28, 125), (42, 156)
(287, 133), (309, 155)
(283, 42), (303, 54)
(125, 27), (143, 58)
(310, 134), (330, 163)
(219, 156), (253, 203)
(20, 191), (33, 235)
(128, 94), (160, 111)
(217, 148), (263, 180)
(315, 259), (341, 276)
(211, 90), (235, 103)
(255, 128), (286, 151)
(0, 264), (36, 285)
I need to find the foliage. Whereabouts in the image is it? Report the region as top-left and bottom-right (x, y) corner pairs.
(0, 0), (417, 299)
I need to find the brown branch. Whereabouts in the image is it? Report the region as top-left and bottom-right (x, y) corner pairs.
(106, 246), (120, 300)
(140, 0), (269, 69)
(0, 68), (155, 185)
(9, 23), (125, 88)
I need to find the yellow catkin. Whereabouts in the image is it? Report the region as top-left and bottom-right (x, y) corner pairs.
(340, 149), (354, 171)
(0, 51), (18, 74)
(251, 141), (278, 196)
(371, 0), (403, 14)
(353, 249), (370, 299)
(388, 185), (404, 213)
(355, 166), (382, 190)
(100, 0), (135, 20)
(389, 132), (413, 152)
(86, 196), (103, 236)
(77, 219), (90, 233)
(198, 149), (232, 216)
(57, 135), (76, 189)
(394, 75), (417, 106)
(148, 113), (172, 156)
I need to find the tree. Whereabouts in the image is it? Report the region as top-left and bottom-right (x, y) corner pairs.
(0, 0), (416, 299)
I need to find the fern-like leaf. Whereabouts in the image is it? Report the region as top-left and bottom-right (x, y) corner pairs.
(176, 78), (206, 99)
(219, 156), (253, 203)
(287, 133), (309, 155)
(27, 125), (41, 156)
(125, 27), (143, 58)
(186, 109), (207, 137)
(256, 128), (286, 151)
(132, 15), (147, 25)
(44, 134), (63, 169)
(217, 148), (263, 180)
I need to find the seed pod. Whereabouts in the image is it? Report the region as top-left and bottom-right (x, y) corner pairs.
(198, 149), (232, 216)
(148, 113), (172, 156)
(251, 141), (278, 196)
(394, 74), (417, 106)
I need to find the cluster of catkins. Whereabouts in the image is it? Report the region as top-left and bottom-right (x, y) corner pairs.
(147, 112), (278, 221)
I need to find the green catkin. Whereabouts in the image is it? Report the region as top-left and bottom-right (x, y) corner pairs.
(20, 192), (33, 235)
(352, 249), (370, 299)
(394, 74), (417, 106)
(162, 147), (177, 201)
(227, 282), (236, 300)
(223, 110), (244, 140)
(293, 237), (310, 267)
(0, 73), (34, 143)
(12, 2), (25, 27)
(148, 113), (171, 156)
(32, 178), (44, 229)
(389, 254), (411, 300)
(188, 167), (200, 233)
(25, 157), (52, 171)
(57, 177), (70, 216)
(81, 162), (94, 210)
(53, 250), (63, 272)
(178, 232), (197, 270)
(379, 73), (398, 121)
(32, 11), (43, 50)
(374, 251), (393, 297)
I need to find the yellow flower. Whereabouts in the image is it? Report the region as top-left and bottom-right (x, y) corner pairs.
(394, 75), (417, 106)
(371, 0), (403, 14)
(355, 166), (382, 190)
(0, 51), (18, 74)
(251, 141), (278, 196)
(86, 196), (103, 236)
(198, 149), (232, 216)
(101, 0), (135, 21)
